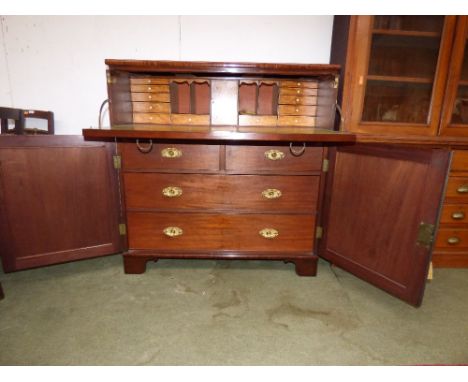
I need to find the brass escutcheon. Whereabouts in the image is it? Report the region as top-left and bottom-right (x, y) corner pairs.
(259, 228), (279, 239)
(163, 226), (183, 237)
(162, 186), (183, 198)
(447, 237), (460, 245)
(264, 149), (285, 161)
(457, 185), (468, 193)
(161, 147), (182, 158)
(452, 211), (465, 220)
(262, 188), (282, 199)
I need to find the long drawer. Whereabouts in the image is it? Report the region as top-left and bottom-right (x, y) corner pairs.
(127, 212), (315, 252)
(226, 145), (323, 173)
(120, 143), (220, 172)
(123, 173), (320, 212)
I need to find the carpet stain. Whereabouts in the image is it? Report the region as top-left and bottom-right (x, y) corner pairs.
(174, 283), (198, 295)
(266, 302), (331, 329)
(211, 289), (249, 320)
(213, 290), (242, 310)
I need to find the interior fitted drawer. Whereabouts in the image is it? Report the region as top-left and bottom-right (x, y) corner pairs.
(226, 145), (323, 173)
(278, 105), (317, 116)
(119, 143), (220, 172)
(278, 95), (317, 105)
(279, 87), (318, 96)
(127, 212), (315, 252)
(440, 204), (468, 224)
(133, 113), (171, 124)
(130, 77), (170, 85)
(281, 80), (318, 89)
(130, 84), (169, 93)
(123, 173), (320, 212)
(451, 150), (468, 172)
(445, 177), (468, 200)
(277, 116), (315, 127)
(131, 93), (170, 102)
(171, 114), (210, 125)
(435, 228), (468, 249)
(132, 102), (171, 113)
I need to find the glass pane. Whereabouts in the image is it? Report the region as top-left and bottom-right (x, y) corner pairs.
(363, 81), (432, 123)
(373, 16), (444, 33)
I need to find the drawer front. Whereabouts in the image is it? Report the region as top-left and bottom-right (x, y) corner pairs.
(132, 102), (171, 113)
(238, 115), (278, 126)
(120, 143), (220, 172)
(435, 228), (468, 249)
(130, 84), (169, 93)
(278, 105), (317, 116)
(451, 150), (468, 172)
(127, 212), (315, 252)
(171, 114), (210, 126)
(277, 116), (315, 127)
(133, 113), (171, 124)
(281, 80), (318, 89)
(226, 145), (323, 173)
(123, 173), (319, 212)
(445, 177), (468, 199)
(130, 77), (170, 85)
(440, 204), (468, 224)
(279, 87), (318, 97)
(278, 95), (317, 105)
(131, 93), (170, 102)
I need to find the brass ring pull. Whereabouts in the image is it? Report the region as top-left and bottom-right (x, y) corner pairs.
(162, 186), (183, 198)
(161, 147), (182, 158)
(447, 237), (460, 245)
(136, 139), (153, 154)
(452, 211), (465, 220)
(457, 185), (468, 193)
(264, 149), (285, 161)
(163, 226), (183, 237)
(289, 142), (306, 157)
(262, 188), (282, 199)
(259, 228), (279, 239)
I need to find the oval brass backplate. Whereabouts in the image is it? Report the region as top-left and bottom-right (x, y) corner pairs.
(161, 147), (182, 158)
(262, 188), (282, 199)
(162, 186), (183, 198)
(163, 227), (183, 237)
(264, 149), (285, 161)
(259, 228), (279, 239)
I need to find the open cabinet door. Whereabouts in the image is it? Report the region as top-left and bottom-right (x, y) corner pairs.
(319, 145), (450, 306)
(0, 136), (123, 272)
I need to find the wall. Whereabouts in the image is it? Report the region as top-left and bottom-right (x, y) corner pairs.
(0, 16), (334, 134)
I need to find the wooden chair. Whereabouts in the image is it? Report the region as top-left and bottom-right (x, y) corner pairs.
(0, 107), (54, 135)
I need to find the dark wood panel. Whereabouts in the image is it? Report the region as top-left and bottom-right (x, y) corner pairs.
(226, 145), (323, 173)
(127, 212), (315, 252)
(319, 145), (449, 306)
(0, 136), (122, 272)
(123, 173), (319, 212)
(119, 142), (220, 172)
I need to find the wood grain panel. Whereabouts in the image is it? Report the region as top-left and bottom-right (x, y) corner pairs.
(238, 115), (277, 126)
(123, 173), (319, 212)
(170, 114), (210, 125)
(281, 80), (318, 88)
(133, 113), (171, 124)
(278, 105), (317, 116)
(119, 142), (220, 172)
(226, 145), (323, 173)
(130, 84), (169, 93)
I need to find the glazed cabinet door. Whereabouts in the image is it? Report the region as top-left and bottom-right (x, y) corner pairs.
(338, 16), (456, 136)
(319, 145), (450, 306)
(0, 136), (123, 272)
(439, 16), (468, 136)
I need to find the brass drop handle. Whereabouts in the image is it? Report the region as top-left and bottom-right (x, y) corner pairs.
(456, 185), (468, 193)
(452, 211), (465, 220)
(264, 149), (285, 161)
(162, 186), (183, 198)
(259, 228), (279, 239)
(262, 188), (282, 199)
(161, 147), (182, 158)
(447, 237), (460, 245)
(289, 142), (306, 157)
(136, 139), (153, 154)
(163, 226), (183, 237)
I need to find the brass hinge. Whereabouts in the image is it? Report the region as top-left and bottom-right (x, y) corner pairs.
(322, 158), (329, 173)
(113, 155), (121, 169)
(119, 223), (127, 236)
(416, 222), (435, 249)
(316, 226), (323, 239)
(333, 75), (339, 89)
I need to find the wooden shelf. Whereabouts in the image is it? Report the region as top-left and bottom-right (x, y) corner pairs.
(372, 29), (441, 38)
(367, 75), (433, 84)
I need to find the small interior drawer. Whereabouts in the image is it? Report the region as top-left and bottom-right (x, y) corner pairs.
(130, 77), (170, 85)
(278, 95), (318, 105)
(133, 113), (171, 124)
(280, 80), (318, 89)
(131, 93), (170, 102)
(277, 116), (315, 127)
(132, 102), (171, 113)
(130, 84), (169, 93)
(279, 87), (318, 96)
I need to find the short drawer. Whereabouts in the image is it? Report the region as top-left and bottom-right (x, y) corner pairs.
(238, 115), (278, 126)
(130, 77), (170, 85)
(279, 87), (318, 96)
(123, 173), (319, 212)
(131, 93), (170, 102)
(133, 113), (171, 124)
(435, 228), (468, 249)
(132, 102), (171, 113)
(440, 204), (468, 224)
(278, 95), (317, 105)
(127, 212), (315, 252)
(171, 114), (210, 125)
(451, 150), (468, 172)
(277, 116), (315, 127)
(119, 142), (220, 172)
(281, 80), (318, 89)
(130, 84), (169, 93)
(226, 145), (323, 173)
(445, 177), (468, 200)
(278, 105), (317, 116)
